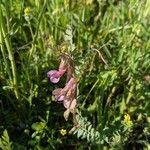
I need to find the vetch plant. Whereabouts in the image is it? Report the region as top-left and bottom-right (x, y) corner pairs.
(47, 54), (119, 145)
(47, 54), (78, 127)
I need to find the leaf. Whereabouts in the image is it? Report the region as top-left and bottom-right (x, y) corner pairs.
(31, 131), (37, 138)
(144, 0), (150, 17)
(87, 133), (90, 142)
(64, 109), (70, 121)
(81, 132), (87, 139)
(95, 131), (100, 138)
(73, 128), (78, 135)
(104, 136), (109, 143)
(77, 129), (83, 138)
(31, 122), (46, 131)
(69, 126), (77, 134)
(0, 130), (12, 150)
(88, 125), (92, 132)
(91, 128), (94, 137)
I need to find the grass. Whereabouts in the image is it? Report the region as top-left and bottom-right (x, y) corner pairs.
(0, 0), (150, 149)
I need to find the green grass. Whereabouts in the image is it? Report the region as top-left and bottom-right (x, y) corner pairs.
(0, 0), (150, 149)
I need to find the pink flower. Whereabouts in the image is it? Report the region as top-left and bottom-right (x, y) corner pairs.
(47, 69), (66, 83)
(52, 88), (65, 102)
(52, 78), (77, 109)
(47, 59), (66, 83)
(63, 99), (77, 110)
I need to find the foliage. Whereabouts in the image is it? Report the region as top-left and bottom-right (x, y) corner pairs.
(0, 0), (150, 149)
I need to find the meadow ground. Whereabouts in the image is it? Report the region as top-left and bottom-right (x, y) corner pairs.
(0, 0), (150, 149)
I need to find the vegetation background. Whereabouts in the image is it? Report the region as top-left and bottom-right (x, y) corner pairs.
(0, 0), (150, 149)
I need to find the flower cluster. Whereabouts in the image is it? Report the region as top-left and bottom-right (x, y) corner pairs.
(24, 7), (30, 15)
(123, 114), (133, 127)
(47, 54), (77, 123)
(24, 7), (32, 21)
(52, 77), (77, 110)
(60, 129), (67, 136)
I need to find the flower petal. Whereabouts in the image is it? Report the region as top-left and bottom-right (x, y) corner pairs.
(64, 78), (76, 91)
(59, 69), (66, 76)
(63, 99), (76, 109)
(50, 77), (60, 83)
(57, 95), (65, 102)
(52, 88), (65, 101)
(47, 70), (58, 76)
(47, 69), (66, 83)
(63, 109), (70, 121)
(47, 70), (61, 83)
(52, 88), (62, 96)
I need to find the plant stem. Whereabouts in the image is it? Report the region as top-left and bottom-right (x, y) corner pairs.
(29, 0), (47, 57)
(0, 3), (19, 99)
(0, 27), (13, 83)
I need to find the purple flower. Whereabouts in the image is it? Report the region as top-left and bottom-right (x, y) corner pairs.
(47, 69), (66, 83)
(47, 59), (66, 83)
(52, 77), (77, 110)
(52, 88), (65, 102)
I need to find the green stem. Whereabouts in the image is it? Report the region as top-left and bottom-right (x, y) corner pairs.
(29, 0), (47, 57)
(27, 20), (34, 40)
(81, 78), (99, 109)
(126, 77), (134, 104)
(0, 27), (13, 83)
(0, 4), (19, 99)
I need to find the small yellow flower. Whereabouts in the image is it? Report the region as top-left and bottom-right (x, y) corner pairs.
(85, 0), (93, 5)
(64, 0), (69, 8)
(124, 114), (133, 127)
(60, 129), (67, 136)
(24, 7), (30, 15)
